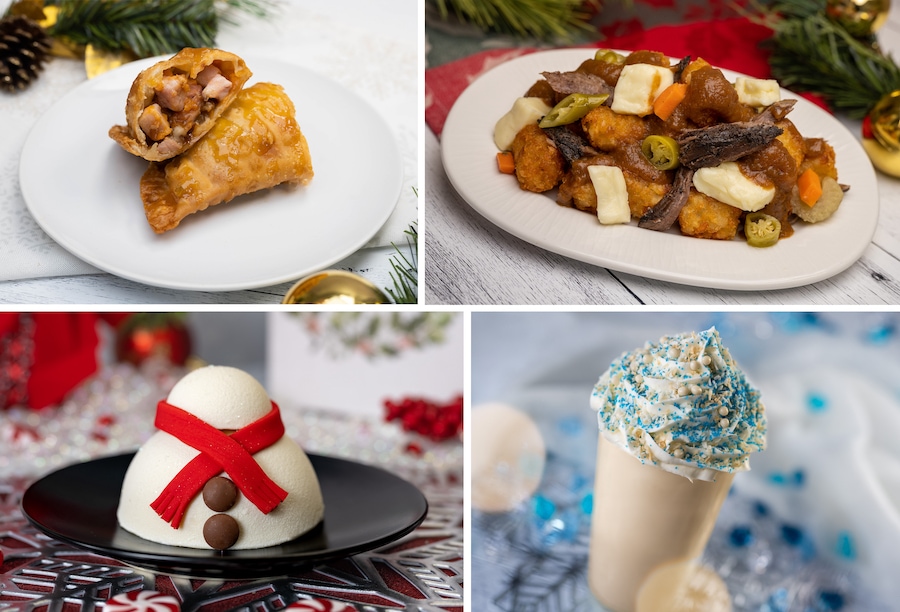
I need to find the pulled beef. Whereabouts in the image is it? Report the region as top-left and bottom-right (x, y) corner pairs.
(676, 123), (784, 169)
(638, 167), (695, 231)
(543, 126), (598, 165)
(672, 56), (691, 82)
(540, 71), (613, 100)
(751, 99), (797, 124)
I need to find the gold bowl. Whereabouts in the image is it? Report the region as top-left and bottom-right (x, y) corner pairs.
(282, 270), (390, 305)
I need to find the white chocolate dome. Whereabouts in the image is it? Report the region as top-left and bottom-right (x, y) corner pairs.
(117, 366), (324, 550)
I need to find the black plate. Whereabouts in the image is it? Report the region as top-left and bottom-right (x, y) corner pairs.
(22, 453), (428, 579)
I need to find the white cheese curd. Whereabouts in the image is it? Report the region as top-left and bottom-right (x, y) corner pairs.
(734, 77), (781, 107)
(493, 97), (553, 151)
(589, 165), (631, 224)
(611, 64), (674, 116)
(693, 162), (775, 212)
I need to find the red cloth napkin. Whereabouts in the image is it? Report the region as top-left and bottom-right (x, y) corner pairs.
(425, 17), (824, 136)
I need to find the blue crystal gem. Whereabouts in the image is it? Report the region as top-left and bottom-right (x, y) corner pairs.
(729, 526), (754, 547)
(762, 588), (789, 612)
(866, 323), (895, 345)
(817, 591), (845, 610)
(581, 492), (593, 516)
(781, 524), (804, 546)
(835, 531), (857, 560)
(533, 494), (555, 521)
(807, 392), (828, 413)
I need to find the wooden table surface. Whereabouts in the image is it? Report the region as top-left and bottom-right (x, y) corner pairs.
(423, 8), (900, 305)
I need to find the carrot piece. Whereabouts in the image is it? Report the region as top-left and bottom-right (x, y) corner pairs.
(496, 151), (516, 174)
(653, 82), (688, 121)
(797, 168), (823, 207)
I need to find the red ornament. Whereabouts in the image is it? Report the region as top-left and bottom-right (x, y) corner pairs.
(862, 114), (875, 140)
(383, 395), (463, 442)
(116, 314), (191, 367)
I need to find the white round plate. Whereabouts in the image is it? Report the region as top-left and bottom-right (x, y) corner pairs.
(441, 49), (879, 291)
(20, 55), (402, 291)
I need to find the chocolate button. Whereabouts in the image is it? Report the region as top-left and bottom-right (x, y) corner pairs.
(203, 476), (238, 512)
(203, 514), (239, 550)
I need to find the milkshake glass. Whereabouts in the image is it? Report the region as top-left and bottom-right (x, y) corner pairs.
(588, 328), (766, 612)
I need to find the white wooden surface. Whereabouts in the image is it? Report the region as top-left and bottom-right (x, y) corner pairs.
(424, 11), (900, 305)
(0, 246), (397, 304)
(0, 1), (417, 305)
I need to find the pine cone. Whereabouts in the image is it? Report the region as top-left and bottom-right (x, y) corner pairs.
(0, 15), (52, 92)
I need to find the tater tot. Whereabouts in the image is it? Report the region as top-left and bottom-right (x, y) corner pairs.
(624, 172), (669, 219)
(678, 190), (743, 240)
(582, 106), (649, 151)
(511, 123), (565, 193)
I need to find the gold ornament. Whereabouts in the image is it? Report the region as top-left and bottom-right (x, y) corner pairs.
(870, 89), (900, 151)
(863, 89), (900, 177)
(826, 0), (891, 38)
(282, 271), (390, 304)
(85, 44), (136, 79)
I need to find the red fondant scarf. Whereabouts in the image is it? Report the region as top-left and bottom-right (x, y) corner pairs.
(150, 399), (288, 528)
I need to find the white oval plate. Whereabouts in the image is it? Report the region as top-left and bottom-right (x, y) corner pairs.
(20, 55), (402, 291)
(441, 49), (879, 291)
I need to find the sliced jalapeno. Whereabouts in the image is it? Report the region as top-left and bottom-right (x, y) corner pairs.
(538, 93), (609, 128)
(641, 135), (680, 170)
(594, 49), (626, 64)
(744, 212), (782, 248)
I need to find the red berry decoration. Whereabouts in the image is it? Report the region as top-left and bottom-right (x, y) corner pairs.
(384, 395), (463, 441)
(105, 590), (180, 612)
(286, 599), (358, 611)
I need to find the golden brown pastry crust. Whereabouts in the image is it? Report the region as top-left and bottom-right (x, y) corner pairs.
(109, 48), (252, 161)
(140, 82), (314, 233)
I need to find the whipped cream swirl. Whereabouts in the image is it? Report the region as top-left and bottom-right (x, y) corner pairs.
(591, 327), (766, 480)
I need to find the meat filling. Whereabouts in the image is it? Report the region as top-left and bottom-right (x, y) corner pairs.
(138, 63), (232, 145)
(137, 103), (171, 142)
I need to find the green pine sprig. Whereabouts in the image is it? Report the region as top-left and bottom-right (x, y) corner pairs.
(434, 0), (598, 41)
(762, 0), (900, 118)
(46, 0), (273, 58)
(385, 222), (418, 305)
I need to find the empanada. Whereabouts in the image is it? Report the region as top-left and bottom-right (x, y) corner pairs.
(109, 48), (251, 161)
(140, 82), (314, 233)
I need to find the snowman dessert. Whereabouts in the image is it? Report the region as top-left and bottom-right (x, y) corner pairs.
(117, 365), (325, 550)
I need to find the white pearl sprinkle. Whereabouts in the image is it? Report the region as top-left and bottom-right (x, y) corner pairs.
(667, 347), (681, 359)
(690, 385), (702, 395)
(719, 418), (730, 428)
(677, 386), (689, 397)
(689, 360), (701, 371)
(701, 355), (712, 366)
(718, 407), (729, 417)
(673, 448), (685, 459)
(643, 352), (653, 364)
